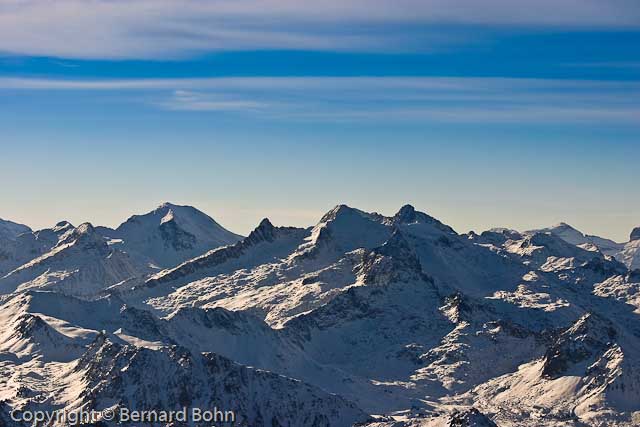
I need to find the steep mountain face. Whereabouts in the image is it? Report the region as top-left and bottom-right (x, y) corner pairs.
(70, 336), (368, 427)
(143, 218), (309, 291)
(1, 203), (639, 427)
(112, 202), (242, 268)
(137, 205), (397, 326)
(0, 221), (72, 277)
(0, 223), (147, 298)
(541, 313), (618, 379)
(619, 237), (640, 271)
(0, 218), (31, 241)
(0, 402), (20, 427)
(630, 227), (640, 242)
(0, 292), (369, 427)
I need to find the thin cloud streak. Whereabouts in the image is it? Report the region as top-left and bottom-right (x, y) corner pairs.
(2, 76), (640, 90)
(2, 76), (639, 125)
(0, 0), (639, 59)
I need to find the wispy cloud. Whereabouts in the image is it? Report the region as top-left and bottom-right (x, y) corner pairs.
(0, 0), (638, 59)
(160, 90), (269, 111)
(1, 76), (639, 124)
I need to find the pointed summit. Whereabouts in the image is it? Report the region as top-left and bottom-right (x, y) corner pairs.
(53, 221), (73, 230)
(631, 227), (640, 241)
(257, 217), (275, 232)
(51, 222), (110, 257)
(309, 204), (390, 253)
(75, 222), (96, 234)
(157, 201), (178, 210)
(394, 204), (418, 223)
(393, 204), (456, 234)
(244, 218), (277, 245)
(319, 204), (357, 223)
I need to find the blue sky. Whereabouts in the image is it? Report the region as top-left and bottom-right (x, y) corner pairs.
(1, 0), (639, 240)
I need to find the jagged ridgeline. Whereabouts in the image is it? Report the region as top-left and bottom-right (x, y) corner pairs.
(1, 203), (639, 426)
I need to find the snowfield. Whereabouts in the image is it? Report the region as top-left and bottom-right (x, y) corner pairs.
(0, 203), (639, 426)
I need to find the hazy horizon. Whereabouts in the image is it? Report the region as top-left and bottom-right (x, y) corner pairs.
(2, 194), (637, 244)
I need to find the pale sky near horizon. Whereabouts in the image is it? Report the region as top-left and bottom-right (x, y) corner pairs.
(2, 139), (638, 242)
(1, 1), (639, 241)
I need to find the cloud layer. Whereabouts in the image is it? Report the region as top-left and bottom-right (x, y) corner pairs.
(1, 0), (639, 59)
(2, 76), (638, 124)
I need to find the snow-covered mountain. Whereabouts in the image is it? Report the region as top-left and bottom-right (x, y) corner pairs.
(526, 222), (640, 272)
(0, 221), (74, 277)
(108, 202), (243, 268)
(0, 222), (146, 298)
(0, 218), (31, 241)
(618, 227), (640, 271)
(0, 203), (243, 299)
(527, 222), (624, 256)
(0, 204), (639, 426)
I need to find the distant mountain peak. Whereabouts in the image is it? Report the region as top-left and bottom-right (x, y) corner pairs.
(530, 222), (623, 258)
(54, 222), (108, 253)
(631, 227), (640, 241)
(393, 204), (456, 234)
(319, 204), (359, 223)
(114, 203), (242, 268)
(155, 201), (188, 213)
(158, 201), (177, 209)
(555, 221), (575, 228)
(394, 204), (418, 223)
(257, 217), (275, 231)
(75, 222), (95, 234)
(246, 218), (276, 242)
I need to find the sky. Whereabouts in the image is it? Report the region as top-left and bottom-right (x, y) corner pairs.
(0, 0), (639, 241)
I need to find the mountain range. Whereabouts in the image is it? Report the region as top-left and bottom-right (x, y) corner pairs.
(1, 203), (639, 427)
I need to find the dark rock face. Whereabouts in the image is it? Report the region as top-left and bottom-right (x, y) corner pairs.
(159, 219), (197, 251)
(74, 338), (367, 427)
(246, 218), (277, 244)
(0, 401), (19, 427)
(541, 313), (617, 379)
(631, 227), (640, 241)
(449, 408), (498, 427)
(359, 230), (429, 284)
(581, 256), (627, 277)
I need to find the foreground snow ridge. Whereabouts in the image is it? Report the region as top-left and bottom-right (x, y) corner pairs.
(1, 203), (639, 427)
